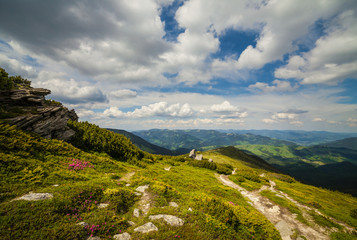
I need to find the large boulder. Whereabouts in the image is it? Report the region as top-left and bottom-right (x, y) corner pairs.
(189, 149), (196, 158)
(195, 154), (203, 160)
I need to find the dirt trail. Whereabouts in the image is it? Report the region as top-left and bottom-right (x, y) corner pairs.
(216, 174), (329, 240)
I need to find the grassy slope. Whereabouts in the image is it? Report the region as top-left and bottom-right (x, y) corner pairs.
(1, 122), (356, 239)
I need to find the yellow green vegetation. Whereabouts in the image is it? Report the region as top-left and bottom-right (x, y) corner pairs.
(1, 120), (357, 239)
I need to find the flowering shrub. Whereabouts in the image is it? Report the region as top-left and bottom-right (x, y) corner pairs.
(67, 158), (93, 171)
(85, 222), (125, 239)
(64, 189), (103, 222)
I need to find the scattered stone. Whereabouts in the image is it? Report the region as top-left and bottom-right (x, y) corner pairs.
(126, 183), (130, 187)
(87, 236), (101, 240)
(127, 221), (136, 226)
(53, 184), (59, 187)
(133, 208), (140, 218)
(164, 166), (171, 171)
(232, 168), (237, 175)
(136, 185), (149, 193)
(188, 207), (192, 212)
(208, 159), (213, 162)
(189, 149), (196, 158)
(195, 154), (203, 160)
(169, 202), (179, 208)
(134, 222), (158, 233)
(113, 232), (131, 240)
(77, 222), (89, 228)
(98, 203), (109, 209)
(13, 192), (53, 201)
(149, 214), (184, 226)
(134, 192), (142, 196)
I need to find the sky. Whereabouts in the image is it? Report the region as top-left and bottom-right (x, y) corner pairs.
(0, 0), (357, 132)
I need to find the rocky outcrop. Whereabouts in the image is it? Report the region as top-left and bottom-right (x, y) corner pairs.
(0, 86), (78, 141)
(189, 149), (196, 158)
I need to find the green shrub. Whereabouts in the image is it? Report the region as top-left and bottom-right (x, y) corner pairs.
(68, 120), (146, 163)
(351, 209), (357, 219)
(216, 164), (232, 175)
(103, 188), (138, 213)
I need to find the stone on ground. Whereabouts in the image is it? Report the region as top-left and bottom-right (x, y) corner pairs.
(134, 222), (158, 233)
(133, 208), (140, 218)
(97, 203), (109, 209)
(113, 232), (131, 240)
(169, 201), (179, 208)
(136, 185), (149, 193)
(149, 214), (184, 226)
(14, 192), (53, 201)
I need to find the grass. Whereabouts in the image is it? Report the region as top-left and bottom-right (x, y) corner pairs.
(273, 177), (357, 228)
(1, 122), (356, 239)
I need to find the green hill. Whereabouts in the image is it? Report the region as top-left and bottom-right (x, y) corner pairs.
(319, 137), (357, 151)
(236, 144), (357, 196)
(107, 128), (178, 155)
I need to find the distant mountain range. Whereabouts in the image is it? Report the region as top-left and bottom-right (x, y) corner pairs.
(224, 129), (357, 146)
(132, 129), (296, 151)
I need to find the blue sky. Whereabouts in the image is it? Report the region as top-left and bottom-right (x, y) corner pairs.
(0, 0), (357, 132)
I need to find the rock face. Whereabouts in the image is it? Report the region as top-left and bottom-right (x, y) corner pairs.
(0, 87), (78, 141)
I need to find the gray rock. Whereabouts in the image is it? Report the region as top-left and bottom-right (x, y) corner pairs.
(134, 222), (158, 233)
(149, 214), (184, 226)
(136, 185), (149, 193)
(164, 166), (171, 171)
(208, 159), (213, 162)
(87, 236), (101, 240)
(169, 202), (179, 208)
(77, 222), (89, 228)
(133, 208), (140, 218)
(189, 149), (196, 158)
(195, 154), (203, 160)
(113, 232), (131, 240)
(14, 192), (53, 201)
(127, 221), (136, 226)
(134, 192), (142, 196)
(97, 203), (109, 209)
(188, 207), (193, 212)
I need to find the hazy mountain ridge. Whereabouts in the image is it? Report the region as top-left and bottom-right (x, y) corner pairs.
(318, 137), (357, 151)
(225, 129), (357, 146)
(133, 129), (296, 151)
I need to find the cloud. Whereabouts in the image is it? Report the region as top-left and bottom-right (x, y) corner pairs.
(34, 71), (107, 104)
(110, 89), (137, 99)
(0, 0), (171, 83)
(103, 102), (194, 119)
(0, 53), (37, 78)
(210, 101), (247, 118)
(248, 80), (298, 93)
(262, 119), (278, 124)
(275, 10), (357, 84)
(347, 118), (357, 127)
